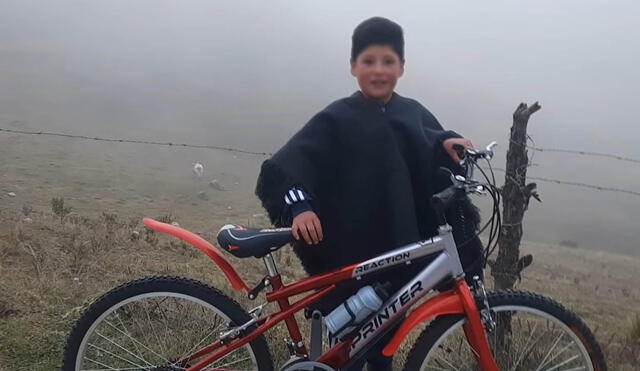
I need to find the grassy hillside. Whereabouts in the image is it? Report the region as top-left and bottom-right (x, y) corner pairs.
(1, 131), (639, 369)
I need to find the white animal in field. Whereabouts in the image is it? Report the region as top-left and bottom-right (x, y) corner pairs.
(192, 162), (204, 178)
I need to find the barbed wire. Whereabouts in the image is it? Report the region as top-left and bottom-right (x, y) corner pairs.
(0, 127), (274, 156)
(3, 126), (640, 197)
(485, 167), (640, 197)
(531, 147), (640, 164)
(6, 127), (639, 164)
(508, 138), (640, 164)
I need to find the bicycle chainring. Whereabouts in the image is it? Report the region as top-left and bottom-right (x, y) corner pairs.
(280, 360), (336, 371)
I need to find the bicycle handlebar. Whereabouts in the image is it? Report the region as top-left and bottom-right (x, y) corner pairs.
(431, 141), (498, 225)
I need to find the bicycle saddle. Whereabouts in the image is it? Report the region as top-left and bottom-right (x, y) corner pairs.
(216, 224), (295, 258)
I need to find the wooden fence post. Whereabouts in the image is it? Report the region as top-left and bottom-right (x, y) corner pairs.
(490, 102), (541, 290)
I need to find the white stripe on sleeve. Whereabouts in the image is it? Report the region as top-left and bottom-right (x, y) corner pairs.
(284, 194), (292, 205)
(289, 190), (298, 202)
(297, 190), (304, 201)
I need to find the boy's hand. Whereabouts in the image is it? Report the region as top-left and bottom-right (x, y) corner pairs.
(443, 138), (474, 164)
(292, 211), (323, 245)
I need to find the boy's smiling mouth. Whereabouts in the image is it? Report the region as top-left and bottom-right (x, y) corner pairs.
(371, 80), (388, 88)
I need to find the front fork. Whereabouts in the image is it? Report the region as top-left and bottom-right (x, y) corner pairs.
(456, 277), (499, 371)
(473, 276), (496, 333)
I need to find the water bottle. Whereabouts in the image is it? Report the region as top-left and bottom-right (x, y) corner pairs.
(324, 283), (389, 338)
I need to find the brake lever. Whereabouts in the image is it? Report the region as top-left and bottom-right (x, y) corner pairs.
(460, 141), (498, 163)
(438, 166), (455, 179)
(468, 184), (488, 195)
(486, 141), (498, 152)
(439, 167), (487, 196)
(484, 141), (498, 160)
(438, 167), (465, 187)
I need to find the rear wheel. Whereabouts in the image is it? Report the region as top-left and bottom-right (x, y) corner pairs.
(63, 276), (273, 371)
(404, 290), (606, 371)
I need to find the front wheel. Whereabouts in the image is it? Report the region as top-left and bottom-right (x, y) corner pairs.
(404, 290), (606, 371)
(63, 276), (273, 371)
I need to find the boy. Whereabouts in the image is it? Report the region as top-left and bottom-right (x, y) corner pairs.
(256, 17), (482, 370)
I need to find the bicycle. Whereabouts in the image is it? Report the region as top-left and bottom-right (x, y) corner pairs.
(63, 142), (607, 370)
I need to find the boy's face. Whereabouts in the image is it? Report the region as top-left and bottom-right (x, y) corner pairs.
(351, 44), (404, 103)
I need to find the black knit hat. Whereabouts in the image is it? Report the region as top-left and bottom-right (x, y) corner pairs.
(351, 17), (404, 61)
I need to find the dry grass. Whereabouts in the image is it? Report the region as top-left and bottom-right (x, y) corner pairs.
(490, 242), (640, 369)
(0, 206), (310, 370)
(1, 208), (639, 370)
(626, 311), (640, 365)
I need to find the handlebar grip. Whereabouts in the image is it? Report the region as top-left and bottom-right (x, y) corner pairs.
(452, 144), (466, 160)
(431, 185), (464, 223)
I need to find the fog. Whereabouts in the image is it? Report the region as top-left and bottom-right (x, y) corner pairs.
(1, 1), (639, 256)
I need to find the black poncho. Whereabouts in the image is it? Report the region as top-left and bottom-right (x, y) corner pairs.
(256, 92), (482, 310)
